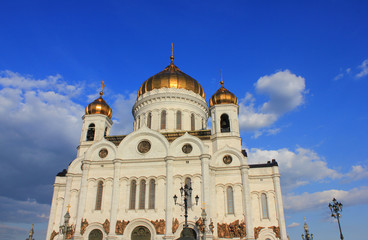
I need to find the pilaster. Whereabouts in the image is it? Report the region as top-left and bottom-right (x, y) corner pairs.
(108, 161), (122, 238)
(272, 167), (287, 240)
(164, 156), (174, 239)
(74, 161), (90, 238)
(240, 166), (255, 240)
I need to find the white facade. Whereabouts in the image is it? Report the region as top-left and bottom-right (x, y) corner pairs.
(46, 62), (287, 240)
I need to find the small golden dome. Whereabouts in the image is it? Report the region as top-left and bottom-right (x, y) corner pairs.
(85, 81), (112, 118)
(209, 80), (238, 107)
(137, 58), (205, 99)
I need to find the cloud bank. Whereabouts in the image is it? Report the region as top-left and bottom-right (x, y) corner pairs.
(239, 70), (306, 135)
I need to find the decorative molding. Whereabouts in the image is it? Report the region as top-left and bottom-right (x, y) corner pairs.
(116, 220), (130, 235)
(217, 220), (246, 238)
(172, 218), (179, 233)
(80, 218), (88, 235)
(151, 219), (165, 234)
(66, 225), (75, 239)
(254, 226), (264, 239)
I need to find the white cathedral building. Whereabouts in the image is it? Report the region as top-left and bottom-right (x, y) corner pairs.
(46, 52), (287, 240)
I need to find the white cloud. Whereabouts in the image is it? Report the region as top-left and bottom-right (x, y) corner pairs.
(287, 222), (300, 228)
(110, 92), (137, 135)
(238, 70), (306, 133)
(334, 73), (344, 81)
(356, 59), (368, 78)
(344, 165), (368, 182)
(284, 187), (368, 212)
(247, 148), (341, 190)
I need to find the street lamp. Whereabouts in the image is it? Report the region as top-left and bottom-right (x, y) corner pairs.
(301, 217), (313, 240)
(26, 224), (34, 240)
(173, 184), (199, 228)
(59, 205), (73, 240)
(329, 198), (344, 240)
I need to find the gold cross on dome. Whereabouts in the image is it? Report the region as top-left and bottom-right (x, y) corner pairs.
(220, 69), (224, 87)
(170, 43), (175, 62)
(67, 204), (71, 213)
(202, 201), (206, 209)
(101, 80), (105, 92)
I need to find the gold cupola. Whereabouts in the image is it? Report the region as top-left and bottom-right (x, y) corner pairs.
(137, 43), (205, 99)
(209, 72), (238, 107)
(85, 80), (112, 118)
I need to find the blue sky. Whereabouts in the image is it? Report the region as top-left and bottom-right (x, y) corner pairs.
(0, 1), (367, 239)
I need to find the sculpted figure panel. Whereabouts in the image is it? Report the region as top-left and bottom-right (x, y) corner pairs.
(116, 220), (130, 235)
(80, 219), (88, 235)
(151, 219), (165, 234)
(217, 220), (246, 238)
(103, 219), (110, 234)
(50, 230), (58, 240)
(172, 218), (179, 233)
(254, 226), (264, 239)
(269, 226), (281, 239)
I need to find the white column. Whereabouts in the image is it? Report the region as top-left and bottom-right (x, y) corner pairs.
(164, 157), (174, 239)
(200, 154), (212, 238)
(272, 166), (287, 240)
(74, 162), (90, 239)
(46, 184), (60, 240)
(108, 161), (122, 239)
(240, 166), (254, 240)
(59, 176), (73, 225)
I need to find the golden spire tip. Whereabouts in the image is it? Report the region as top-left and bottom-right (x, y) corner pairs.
(170, 42), (174, 62)
(220, 69), (224, 87)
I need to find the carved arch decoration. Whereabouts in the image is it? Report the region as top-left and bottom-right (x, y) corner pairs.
(117, 125), (170, 158)
(115, 220), (130, 235)
(212, 145), (246, 167)
(217, 220), (246, 238)
(168, 132), (209, 156)
(83, 222), (107, 240)
(256, 227), (278, 240)
(85, 138), (118, 161)
(123, 218), (157, 240)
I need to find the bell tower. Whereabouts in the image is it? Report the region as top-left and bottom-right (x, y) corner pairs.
(77, 81), (113, 157)
(209, 72), (241, 151)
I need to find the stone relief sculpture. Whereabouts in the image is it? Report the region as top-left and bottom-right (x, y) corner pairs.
(103, 219), (110, 234)
(50, 230), (58, 240)
(116, 220), (130, 235)
(209, 221), (214, 233)
(66, 225), (75, 239)
(254, 226), (264, 239)
(195, 217), (204, 232)
(269, 226), (281, 239)
(80, 219), (88, 235)
(217, 220), (246, 238)
(151, 219), (165, 234)
(172, 218), (179, 233)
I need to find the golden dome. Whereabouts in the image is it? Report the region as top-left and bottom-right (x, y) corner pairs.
(85, 81), (112, 118)
(209, 80), (238, 107)
(137, 58), (205, 99)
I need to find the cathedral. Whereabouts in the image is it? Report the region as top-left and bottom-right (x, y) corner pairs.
(46, 49), (287, 240)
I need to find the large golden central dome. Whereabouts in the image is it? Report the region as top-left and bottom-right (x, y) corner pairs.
(137, 57), (205, 99)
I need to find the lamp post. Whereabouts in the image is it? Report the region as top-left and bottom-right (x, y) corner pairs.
(173, 184), (199, 240)
(301, 217), (313, 240)
(26, 224), (34, 240)
(59, 205), (73, 240)
(329, 198), (344, 240)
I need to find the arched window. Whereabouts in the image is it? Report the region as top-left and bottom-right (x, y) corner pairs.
(161, 110), (166, 129)
(95, 181), (103, 210)
(88, 229), (103, 240)
(227, 186), (234, 214)
(191, 114), (195, 131)
(104, 127), (108, 137)
(139, 180), (146, 209)
(220, 114), (230, 132)
(176, 111), (182, 130)
(185, 177), (192, 207)
(261, 193), (269, 219)
(129, 180), (137, 209)
(147, 112), (152, 129)
(148, 179), (155, 209)
(86, 123), (95, 141)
